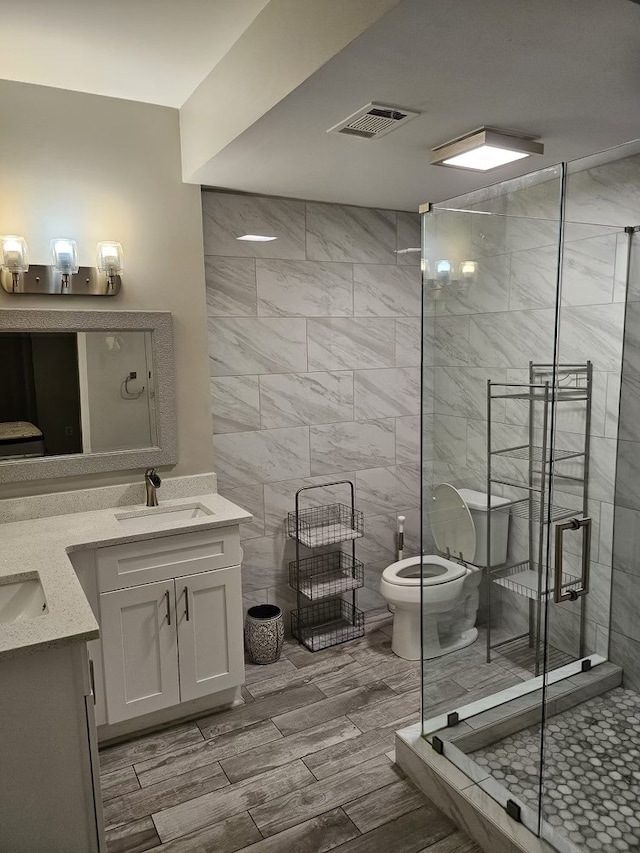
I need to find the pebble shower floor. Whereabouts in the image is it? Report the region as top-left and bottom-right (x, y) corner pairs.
(472, 687), (640, 852)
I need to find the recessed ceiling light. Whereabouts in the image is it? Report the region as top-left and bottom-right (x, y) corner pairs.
(395, 247), (421, 254)
(431, 127), (544, 172)
(236, 234), (278, 242)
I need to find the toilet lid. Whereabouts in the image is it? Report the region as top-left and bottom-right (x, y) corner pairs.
(429, 483), (476, 562)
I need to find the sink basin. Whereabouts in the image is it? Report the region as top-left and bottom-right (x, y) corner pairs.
(115, 503), (213, 532)
(0, 577), (48, 624)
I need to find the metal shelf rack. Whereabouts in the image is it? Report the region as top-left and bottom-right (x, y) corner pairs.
(288, 480), (365, 652)
(486, 362), (592, 674)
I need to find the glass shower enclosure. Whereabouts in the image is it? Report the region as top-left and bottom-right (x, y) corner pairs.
(419, 141), (640, 852)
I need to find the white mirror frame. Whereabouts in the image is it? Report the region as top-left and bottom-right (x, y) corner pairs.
(0, 309), (177, 483)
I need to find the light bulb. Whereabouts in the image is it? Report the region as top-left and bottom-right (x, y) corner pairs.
(459, 260), (478, 283)
(435, 259), (452, 284)
(97, 241), (124, 273)
(1, 235), (29, 273)
(51, 238), (79, 274)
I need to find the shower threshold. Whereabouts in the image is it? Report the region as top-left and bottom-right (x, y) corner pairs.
(396, 658), (622, 853)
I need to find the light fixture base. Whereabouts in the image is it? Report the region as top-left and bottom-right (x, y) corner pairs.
(431, 127), (544, 171)
(1, 265), (121, 296)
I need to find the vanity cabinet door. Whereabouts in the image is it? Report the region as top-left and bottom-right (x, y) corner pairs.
(100, 581), (180, 724)
(87, 639), (107, 728)
(176, 567), (244, 702)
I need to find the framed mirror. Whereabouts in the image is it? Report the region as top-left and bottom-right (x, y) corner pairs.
(0, 310), (177, 482)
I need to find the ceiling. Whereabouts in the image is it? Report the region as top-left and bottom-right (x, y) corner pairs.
(196, 0), (640, 210)
(2, 0), (640, 209)
(0, 0), (269, 107)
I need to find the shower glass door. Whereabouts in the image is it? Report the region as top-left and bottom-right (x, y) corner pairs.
(421, 143), (636, 847)
(420, 163), (570, 836)
(536, 146), (635, 849)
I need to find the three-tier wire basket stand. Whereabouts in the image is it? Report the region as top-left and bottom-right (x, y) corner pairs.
(287, 480), (365, 652)
(486, 361), (592, 675)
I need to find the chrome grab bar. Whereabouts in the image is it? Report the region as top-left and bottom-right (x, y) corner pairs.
(553, 516), (591, 603)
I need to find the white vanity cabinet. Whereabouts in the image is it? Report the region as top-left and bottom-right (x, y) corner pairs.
(73, 525), (245, 730)
(100, 565), (244, 723)
(0, 642), (105, 853)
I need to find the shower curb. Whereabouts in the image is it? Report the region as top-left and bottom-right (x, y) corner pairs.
(396, 723), (554, 853)
(396, 661), (622, 853)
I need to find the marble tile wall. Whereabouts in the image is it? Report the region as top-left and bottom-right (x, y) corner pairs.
(424, 158), (637, 658)
(202, 190), (422, 628)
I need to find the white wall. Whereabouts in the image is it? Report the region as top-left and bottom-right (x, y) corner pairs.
(0, 79), (213, 497)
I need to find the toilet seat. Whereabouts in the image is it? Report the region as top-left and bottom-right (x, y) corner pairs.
(381, 555), (467, 587)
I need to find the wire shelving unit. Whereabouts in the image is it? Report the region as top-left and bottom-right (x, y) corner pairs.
(486, 361), (592, 675)
(287, 480), (365, 652)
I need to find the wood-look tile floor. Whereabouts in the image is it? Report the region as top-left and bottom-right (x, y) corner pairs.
(100, 611), (526, 853)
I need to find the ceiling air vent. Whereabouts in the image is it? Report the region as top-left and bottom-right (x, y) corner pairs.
(328, 103), (419, 140)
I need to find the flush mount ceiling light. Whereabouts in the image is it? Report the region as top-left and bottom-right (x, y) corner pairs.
(236, 234), (278, 242)
(431, 127), (544, 172)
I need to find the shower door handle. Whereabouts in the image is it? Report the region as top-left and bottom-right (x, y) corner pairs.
(553, 517), (591, 603)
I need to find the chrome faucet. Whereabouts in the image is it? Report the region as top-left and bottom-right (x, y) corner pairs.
(144, 468), (161, 507)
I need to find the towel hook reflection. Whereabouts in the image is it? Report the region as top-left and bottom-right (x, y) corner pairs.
(121, 372), (145, 399)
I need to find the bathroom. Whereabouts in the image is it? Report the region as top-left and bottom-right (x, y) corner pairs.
(2, 2), (640, 852)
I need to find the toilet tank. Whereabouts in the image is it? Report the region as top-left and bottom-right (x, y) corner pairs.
(458, 489), (510, 568)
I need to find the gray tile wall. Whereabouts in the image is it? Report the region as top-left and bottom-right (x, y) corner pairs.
(202, 191), (422, 627)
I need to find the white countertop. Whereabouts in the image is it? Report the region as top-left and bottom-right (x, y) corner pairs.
(0, 492), (252, 661)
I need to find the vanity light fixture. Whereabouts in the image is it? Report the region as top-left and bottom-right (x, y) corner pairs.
(236, 234), (278, 242)
(424, 259), (477, 287)
(0, 237), (124, 296)
(0, 236), (29, 292)
(431, 127), (544, 172)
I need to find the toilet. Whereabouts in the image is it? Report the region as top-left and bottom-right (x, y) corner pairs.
(379, 484), (510, 661)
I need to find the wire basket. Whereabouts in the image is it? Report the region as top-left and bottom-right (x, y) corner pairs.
(493, 561), (582, 601)
(289, 552), (365, 600)
(291, 599), (365, 652)
(287, 503), (364, 547)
